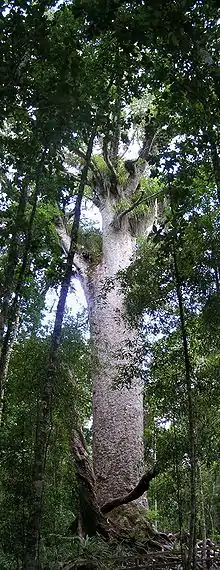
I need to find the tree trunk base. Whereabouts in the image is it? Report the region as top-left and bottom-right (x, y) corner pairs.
(70, 430), (171, 551)
(108, 504), (169, 546)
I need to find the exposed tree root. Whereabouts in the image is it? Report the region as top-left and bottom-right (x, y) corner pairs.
(70, 429), (109, 538)
(70, 429), (171, 552)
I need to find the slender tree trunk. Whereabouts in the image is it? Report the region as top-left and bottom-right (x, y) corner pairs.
(210, 138), (220, 202)
(0, 181), (27, 343)
(0, 309), (20, 423)
(24, 131), (96, 570)
(173, 415), (186, 568)
(198, 462), (207, 568)
(173, 246), (197, 570)
(0, 160), (44, 424)
(170, 181), (197, 570)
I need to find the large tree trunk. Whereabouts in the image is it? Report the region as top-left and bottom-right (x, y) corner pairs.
(58, 123), (159, 511)
(90, 197), (144, 506)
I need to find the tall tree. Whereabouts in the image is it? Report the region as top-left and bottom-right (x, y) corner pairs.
(58, 102), (161, 506)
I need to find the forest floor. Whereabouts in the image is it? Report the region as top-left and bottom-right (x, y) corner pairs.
(61, 534), (220, 570)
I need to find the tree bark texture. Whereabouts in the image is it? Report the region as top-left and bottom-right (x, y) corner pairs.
(60, 196), (155, 506)
(58, 124), (160, 509)
(89, 197), (144, 506)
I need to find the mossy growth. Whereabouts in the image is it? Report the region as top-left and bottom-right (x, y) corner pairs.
(91, 156), (128, 187)
(92, 154), (109, 176)
(78, 226), (102, 265)
(114, 176), (160, 218)
(109, 504), (154, 541)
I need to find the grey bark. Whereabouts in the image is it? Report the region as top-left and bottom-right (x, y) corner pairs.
(101, 465), (158, 514)
(88, 136), (160, 504)
(59, 196), (158, 508)
(90, 198), (145, 506)
(70, 429), (110, 537)
(58, 122), (160, 507)
(58, 200), (146, 506)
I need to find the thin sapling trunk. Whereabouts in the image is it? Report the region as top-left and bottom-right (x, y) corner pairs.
(24, 131), (96, 570)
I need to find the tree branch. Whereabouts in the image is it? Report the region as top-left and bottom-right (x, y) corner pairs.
(56, 216), (89, 275)
(118, 192), (145, 220)
(101, 465), (159, 515)
(103, 137), (118, 195)
(112, 192), (145, 230)
(124, 122), (160, 198)
(76, 148), (104, 201)
(113, 188), (164, 229)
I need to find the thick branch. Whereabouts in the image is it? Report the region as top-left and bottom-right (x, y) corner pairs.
(101, 465), (159, 515)
(113, 188), (164, 229)
(124, 123), (160, 198)
(76, 148), (104, 202)
(103, 137), (118, 195)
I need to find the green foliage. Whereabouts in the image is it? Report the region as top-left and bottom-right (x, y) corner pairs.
(92, 155), (109, 175)
(0, 324), (91, 567)
(61, 536), (131, 570)
(78, 225), (102, 265)
(119, 123), (220, 537)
